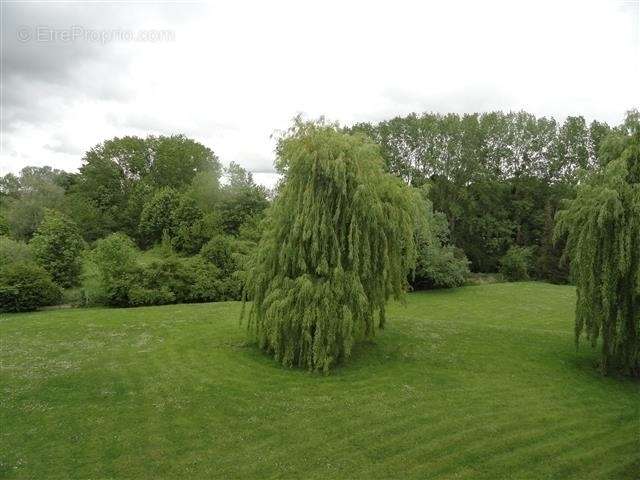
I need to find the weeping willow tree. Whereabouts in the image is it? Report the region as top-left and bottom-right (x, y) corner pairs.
(243, 120), (421, 372)
(555, 111), (640, 376)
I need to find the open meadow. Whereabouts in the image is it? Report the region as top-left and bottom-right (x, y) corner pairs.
(1, 282), (637, 479)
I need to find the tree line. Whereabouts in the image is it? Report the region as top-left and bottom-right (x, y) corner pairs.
(349, 111), (611, 279)
(0, 135), (269, 310)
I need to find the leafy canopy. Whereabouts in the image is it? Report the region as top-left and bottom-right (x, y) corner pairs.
(555, 110), (640, 376)
(244, 120), (421, 372)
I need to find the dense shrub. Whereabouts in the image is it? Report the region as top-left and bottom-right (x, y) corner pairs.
(414, 244), (470, 289)
(237, 214), (264, 244)
(90, 233), (142, 306)
(0, 216), (9, 236)
(200, 235), (245, 300)
(138, 187), (181, 247)
(500, 246), (534, 281)
(412, 196), (470, 289)
(30, 210), (85, 287)
(0, 261), (62, 312)
(200, 235), (236, 274)
(92, 233), (138, 275)
(138, 189), (221, 254)
(0, 236), (33, 265)
(534, 245), (570, 284)
(127, 283), (176, 307)
(89, 233), (241, 307)
(171, 212), (218, 255)
(180, 256), (222, 302)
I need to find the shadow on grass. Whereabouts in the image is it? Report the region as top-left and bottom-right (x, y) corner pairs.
(564, 350), (640, 385)
(234, 335), (419, 379)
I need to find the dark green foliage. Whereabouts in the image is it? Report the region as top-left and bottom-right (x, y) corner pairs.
(413, 192), (469, 289)
(245, 120), (420, 372)
(555, 111), (640, 376)
(138, 187), (181, 247)
(500, 246), (534, 281)
(170, 196), (211, 254)
(237, 214), (264, 244)
(30, 210), (84, 288)
(70, 135), (221, 240)
(200, 236), (243, 299)
(0, 215), (9, 236)
(178, 255), (235, 302)
(90, 233), (240, 307)
(138, 189), (218, 253)
(124, 256), (239, 307)
(63, 191), (110, 242)
(91, 233), (139, 280)
(534, 198), (571, 284)
(200, 235), (236, 274)
(453, 178), (515, 272)
(0, 261), (62, 312)
(349, 111), (605, 279)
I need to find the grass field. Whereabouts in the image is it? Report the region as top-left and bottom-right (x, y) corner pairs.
(1, 282), (638, 479)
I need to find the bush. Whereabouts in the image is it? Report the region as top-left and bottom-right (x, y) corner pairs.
(88, 233), (240, 306)
(180, 256), (221, 303)
(137, 255), (241, 304)
(30, 210), (84, 287)
(128, 284), (176, 307)
(170, 196), (209, 254)
(0, 215), (9, 236)
(90, 233), (141, 307)
(86, 232), (245, 307)
(500, 246), (534, 281)
(0, 236), (33, 265)
(91, 233), (139, 278)
(138, 187), (180, 247)
(0, 261), (62, 312)
(412, 196), (470, 290)
(137, 257), (189, 304)
(200, 235), (236, 274)
(534, 247), (570, 284)
(414, 244), (470, 289)
(170, 213), (222, 255)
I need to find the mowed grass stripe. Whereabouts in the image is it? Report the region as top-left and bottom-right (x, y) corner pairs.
(413, 417), (631, 478)
(0, 282), (638, 479)
(479, 424), (639, 478)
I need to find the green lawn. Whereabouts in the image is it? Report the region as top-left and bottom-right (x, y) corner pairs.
(1, 283), (638, 479)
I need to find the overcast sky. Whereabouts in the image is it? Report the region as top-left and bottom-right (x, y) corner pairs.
(1, 0), (639, 187)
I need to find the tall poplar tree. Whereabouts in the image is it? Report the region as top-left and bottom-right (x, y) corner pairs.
(244, 120), (421, 372)
(555, 111), (640, 376)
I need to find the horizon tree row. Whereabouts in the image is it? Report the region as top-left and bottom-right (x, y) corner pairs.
(349, 111), (613, 278)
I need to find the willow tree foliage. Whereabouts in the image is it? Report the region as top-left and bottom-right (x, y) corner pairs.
(244, 120), (421, 372)
(555, 111), (640, 376)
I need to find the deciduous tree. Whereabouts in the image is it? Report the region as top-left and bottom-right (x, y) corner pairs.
(555, 111), (640, 376)
(244, 120), (421, 371)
